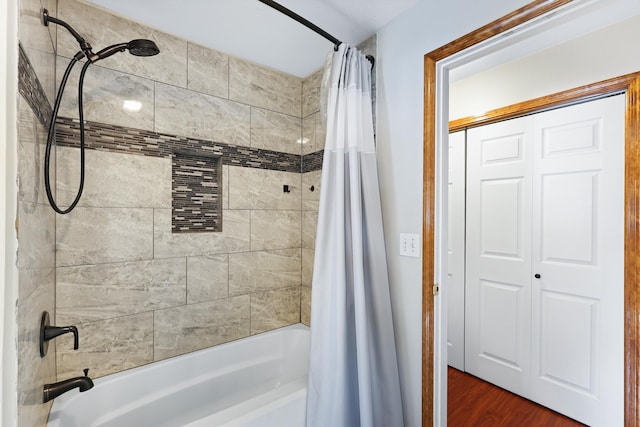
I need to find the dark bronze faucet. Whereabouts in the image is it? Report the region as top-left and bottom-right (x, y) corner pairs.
(43, 369), (94, 403)
(40, 311), (79, 357)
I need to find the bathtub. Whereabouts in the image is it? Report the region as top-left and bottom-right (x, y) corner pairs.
(47, 324), (310, 427)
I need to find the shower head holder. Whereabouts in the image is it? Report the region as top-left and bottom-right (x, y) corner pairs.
(41, 9), (160, 63)
(42, 8), (98, 62)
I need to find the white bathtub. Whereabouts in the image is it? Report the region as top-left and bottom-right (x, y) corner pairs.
(47, 324), (310, 427)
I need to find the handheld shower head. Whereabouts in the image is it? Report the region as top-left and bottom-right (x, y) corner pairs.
(42, 10), (161, 214)
(128, 39), (160, 57)
(95, 39), (160, 61)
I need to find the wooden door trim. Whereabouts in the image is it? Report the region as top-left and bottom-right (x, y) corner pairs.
(449, 72), (640, 132)
(625, 75), (640, 425)
(423, 1), (640, 425)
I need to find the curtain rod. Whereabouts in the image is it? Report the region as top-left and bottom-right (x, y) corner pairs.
(256, 0), (375, 66)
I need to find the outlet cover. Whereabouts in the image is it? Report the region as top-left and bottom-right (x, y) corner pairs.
(400, 233), (420, 258)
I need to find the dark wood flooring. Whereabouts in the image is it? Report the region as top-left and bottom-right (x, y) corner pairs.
(448, 367), (586, 427)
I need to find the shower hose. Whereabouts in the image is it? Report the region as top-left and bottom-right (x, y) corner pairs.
(44, 52), (91, 214)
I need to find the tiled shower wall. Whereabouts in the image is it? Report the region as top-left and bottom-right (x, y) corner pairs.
(16, 0), (58, 425)
(301, 69), (323, 325)
(52, 0), (322, 380)
(15, 0), (375, 422)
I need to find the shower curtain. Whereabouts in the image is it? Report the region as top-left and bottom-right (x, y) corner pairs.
(306, 44), (404, 427)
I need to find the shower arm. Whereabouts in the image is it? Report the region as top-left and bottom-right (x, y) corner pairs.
(42, 8), (99, 62)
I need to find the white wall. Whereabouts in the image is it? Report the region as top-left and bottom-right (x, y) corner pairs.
(450, 14), (640, 120)
(2, 0), (19, 425)
(375, 1), (530, 425)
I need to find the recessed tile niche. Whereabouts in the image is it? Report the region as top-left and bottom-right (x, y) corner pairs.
(172, 151), (223, 233)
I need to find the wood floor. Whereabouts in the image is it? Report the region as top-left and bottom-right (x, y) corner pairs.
(447, 367), (586, 427)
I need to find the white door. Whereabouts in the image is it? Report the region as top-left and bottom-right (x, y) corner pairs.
(464, 95), (624, 426)
(447, 131), (466, 371)
(465, 116), (533, 397)
(529, 95), (624, 426)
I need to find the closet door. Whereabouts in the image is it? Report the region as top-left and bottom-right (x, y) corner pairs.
(447, 131), (466, 371)
(530, 95), (624, 426)
(465, 117), (533, 396)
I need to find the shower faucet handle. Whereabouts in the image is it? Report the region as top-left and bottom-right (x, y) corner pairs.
(45, 325), (79, 349)
(39, 311), (79, 357)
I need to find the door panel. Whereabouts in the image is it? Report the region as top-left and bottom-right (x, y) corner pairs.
(447, 131), (465, 370)
(478, 280), (524, 370)
(541, 171), (597, 265)
(465, 117), (532, 395)
(480, 178), (523, 257)
(464, 95), (623, 426)
(531, 95), (624, 426)
(539, 290), (597, 395)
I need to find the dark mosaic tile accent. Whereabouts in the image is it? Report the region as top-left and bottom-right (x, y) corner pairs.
(172, 152), (222, 233)
(302, 150), (324, 173)
(18, 43), (52, 127)
(54, 117), (302, 173)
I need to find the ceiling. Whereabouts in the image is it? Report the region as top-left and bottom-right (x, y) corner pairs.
(84, 0), (418, 77)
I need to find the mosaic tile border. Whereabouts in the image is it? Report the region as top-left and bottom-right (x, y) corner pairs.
(18, 43), (52, 127)
(18, 36), (355, 178)
(172, 151), (222, 233)
(54, 117), (302, 173)
(17, 43), (315, 233)
(302, 150), (323, 173)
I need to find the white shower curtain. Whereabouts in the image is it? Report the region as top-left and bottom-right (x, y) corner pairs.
(306, 44), (404, 427)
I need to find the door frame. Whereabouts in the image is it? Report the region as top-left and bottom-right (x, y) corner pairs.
(422, 1), (640, 424)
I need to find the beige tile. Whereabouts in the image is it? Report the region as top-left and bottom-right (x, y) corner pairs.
(301, 113), (317, 155)
(302, 211), (318, 250)
(302, 68), (322, 118)
(228, 166), (301, 210)
(42, 0), (57, 49)
(155, 82), (250, 146)
(154, 295), (250, 361)
(301, 286), (311, 327)
(18, 266), (54, 304)
(222, 165), (229, 210)
(56, 207), (154, 266)
(57, 0), (187, 87)
(56, 58), (156, 131)
(302, 111), (326, 154)
(302, 170), (322, 211)
(315, 111), (327, 151)
(18, 96), (49, 205)
(302, 248), (314, 287)
(56, 258), (187, 325)
(187, 42), (229, 99)
(250, 108), (301, 154)
(154, 208), (250, 258)
(24, 47), (56, 105)
(187, 255), (229, 304)
(251, 210), (301, 251)
(17, 201), (55, 270)
(56, 312), (154, 380)
(229, 249), (301, 296)
(19, 0), (55, 54)
(357, 34), (377, 59)
(56, 147), (171, 208)
(251, 287), (301, 335)
(17, 268), (55, 427)
(229, 57), (302, 117)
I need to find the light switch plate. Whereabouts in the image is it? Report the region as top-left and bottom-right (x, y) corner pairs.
(400, 233), (420, 258)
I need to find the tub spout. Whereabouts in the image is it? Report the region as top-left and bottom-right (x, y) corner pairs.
(43, 373), (94, 403)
